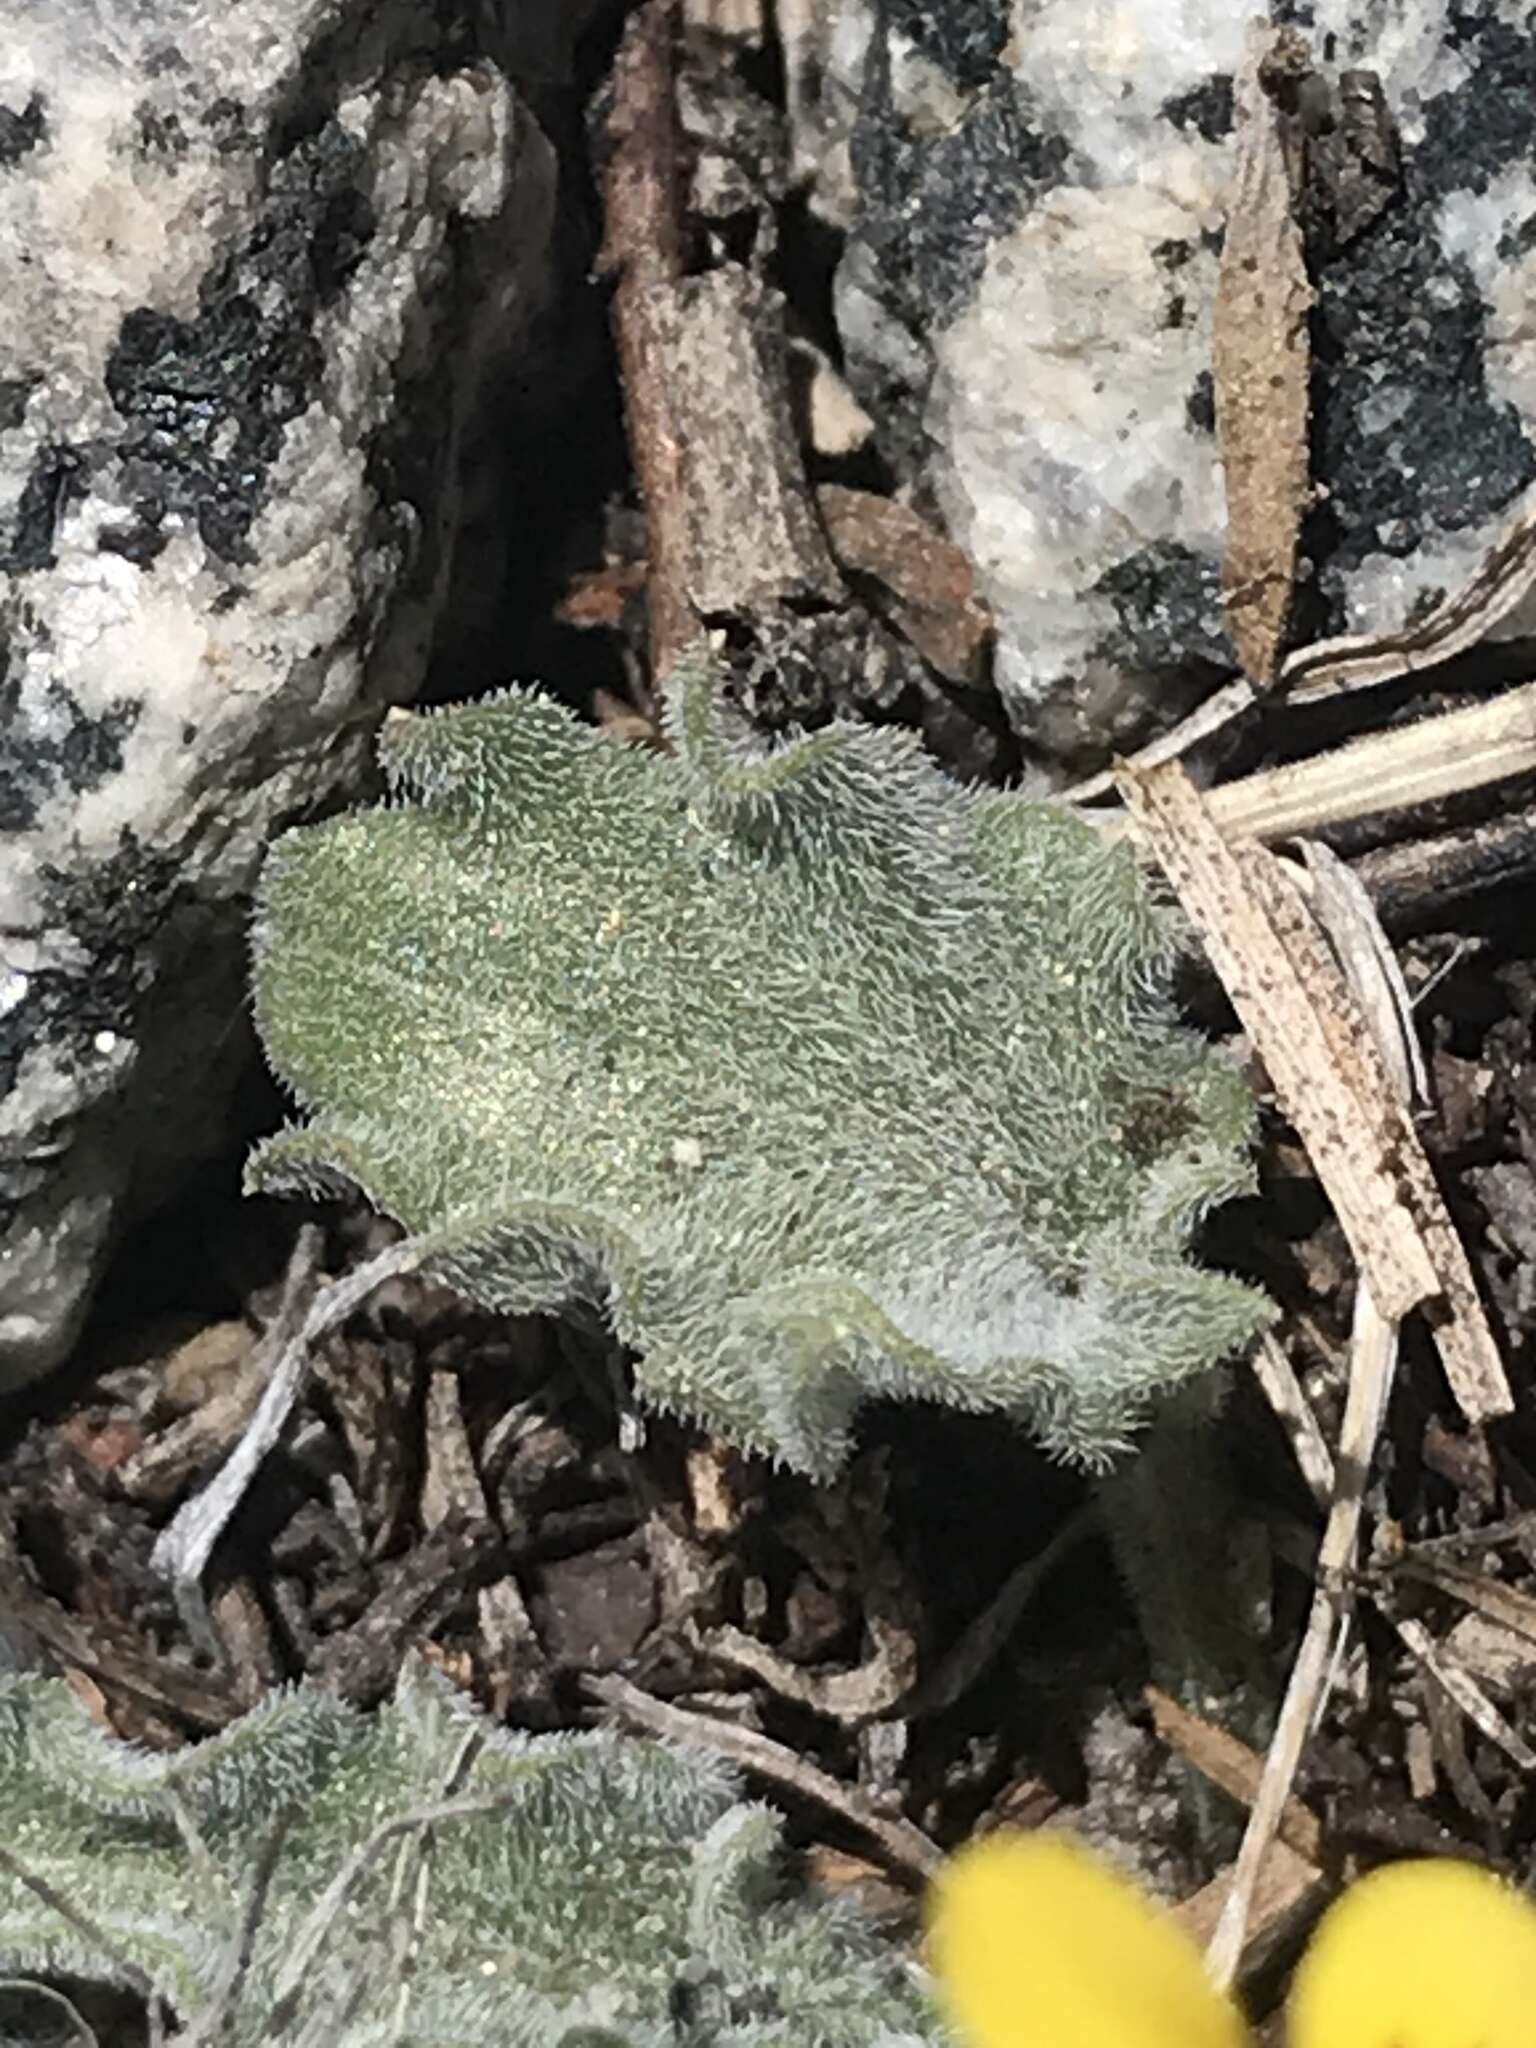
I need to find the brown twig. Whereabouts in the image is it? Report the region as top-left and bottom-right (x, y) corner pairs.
(0, 1510), (235, 1731)
(702, 1613), (915, 1723)
(1145, 1686), (1323, 1864)
(1116, 758), (1510, 1423)
(584, 1672), (942, 1884)
(309, 1513), (503, 1706)
(1356, 805), (1536, 931)
(600, 0), (699, 682)
(118, 1228), (324, 1506)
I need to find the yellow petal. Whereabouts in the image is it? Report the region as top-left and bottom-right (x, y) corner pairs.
(925, 1832), (1248, 2048)
(1288, 1857), (1536, 2048)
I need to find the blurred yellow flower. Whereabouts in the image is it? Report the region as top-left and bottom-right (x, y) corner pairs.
(1289, 1856), (1536, 2048)
(926, 1832), (1245, 2048)
(926, 1832), (1536, 2048)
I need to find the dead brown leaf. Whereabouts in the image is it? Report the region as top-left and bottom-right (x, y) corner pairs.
(1213, 24), (1314, 684)
(556, 561), (648, 632)
(816, 484), (992, 684)
(1145, 1685), (1323, 1863)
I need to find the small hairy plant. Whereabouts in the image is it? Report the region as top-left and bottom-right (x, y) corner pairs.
(0, 1661), (937, 2047)
(249, 648), (1266, 1473)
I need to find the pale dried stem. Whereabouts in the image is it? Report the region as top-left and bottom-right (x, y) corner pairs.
(1207, 1285), (1396, 1986)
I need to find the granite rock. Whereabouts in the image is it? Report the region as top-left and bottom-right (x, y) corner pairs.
(815, 0), (1536, 759)
(0, 0), (565, 1388)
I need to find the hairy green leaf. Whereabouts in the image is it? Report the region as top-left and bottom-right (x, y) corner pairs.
(250, 649), (1267, 1472)
(0, 1663), (937, 2047)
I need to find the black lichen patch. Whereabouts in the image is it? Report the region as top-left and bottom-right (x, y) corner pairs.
(1093, 541), (1233, 674)
(0, 375), (40, 435)
(838, 17), (1076, 466)
(135, 103), (190, 164)
(39, 835), (183, 989)
(1425, 9), (1536, 193)
(1159, 74), (1234, 143)
(2, 444), (90, 574)
(1185, 371), (1216, 437)
(847, 59), (1071, 464)
(1296, 10), (1536, 627)
(852, 72), (1071, 333)
(1308, 201), (1536, 619)
(97, 515), (169, 568)
(1497, 211), (1536, 263)
(1152, 238), (1195, 271)
(0, 667), (141, 833)
(144, 43), (191, 79)
(881, 0), (1011, 93)
(1154, 245), (1199, 332)
(104, 119), (376, 563)
(0, 835), (182, 1100)
(0, 94), (45, 167)
(203, 95), (255, 155)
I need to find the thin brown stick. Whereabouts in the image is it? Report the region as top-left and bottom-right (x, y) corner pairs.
(601, 0), (698, 681)
(1355, 806), (1536, 930)
(1176, 676), (1536, 844)
(1385, 1613), (1536, 1770)
(120, 1228), (324, 1505)
(585, 1672), (942, 1883)
(1081, 678), (1536, 847)
(0, 1511), (234, 1731)
(704, 1615), (914, 1723)
(1248, 1333), (1334, 1509)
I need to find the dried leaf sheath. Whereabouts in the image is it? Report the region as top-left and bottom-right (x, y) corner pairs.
(1116, 757), (1509, 1425)
(1214, 25), (1314, 685)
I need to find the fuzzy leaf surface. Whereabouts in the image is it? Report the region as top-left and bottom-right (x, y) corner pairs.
(0, 1663), (937, 2047)
(250, 653), (1267, 1471)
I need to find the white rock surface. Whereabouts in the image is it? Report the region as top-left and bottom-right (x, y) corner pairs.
(0, 1), (563, 1388)
(818, 0), (1536, 754)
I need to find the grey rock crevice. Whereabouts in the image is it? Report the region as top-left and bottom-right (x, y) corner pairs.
(0, 0), (577, 1387)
